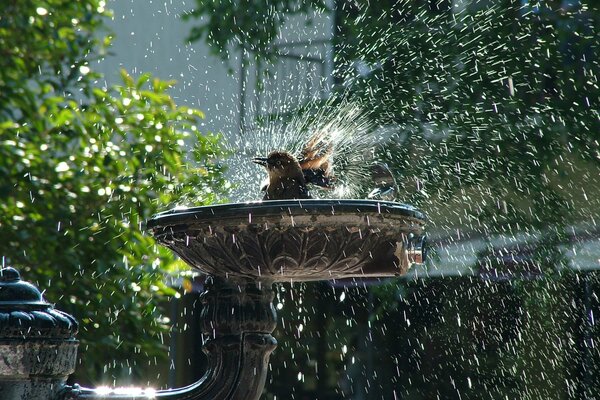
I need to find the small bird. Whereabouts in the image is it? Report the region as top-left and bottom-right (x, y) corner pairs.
(253, 149), (399, 202)
(253, 130), (337, 200)
(367, 163), (398, 201)
(253, 151), (312, 200)
(253, 129), (398, 201)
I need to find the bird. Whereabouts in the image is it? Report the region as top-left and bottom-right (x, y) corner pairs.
(253, 151), (312, 200)
(367, 162), (398, 201)
(253, 126), (399, 201)
(253, 137), (336, 200)
(252, 128), (337, 200)
(254, 108), (406, 201)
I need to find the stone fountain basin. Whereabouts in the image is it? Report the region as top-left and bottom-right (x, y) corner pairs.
(147, 199), (426, 282)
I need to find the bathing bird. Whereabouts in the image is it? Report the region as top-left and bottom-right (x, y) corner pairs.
(253, 151), (313, 200)
(253, 130), (398, 201)
(253, 137), (335, 200)
(367, 162), (398, 201)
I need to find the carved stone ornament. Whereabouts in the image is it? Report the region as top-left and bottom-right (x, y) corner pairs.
(147, 199), (427, 282)
(0, 267), (78, 400)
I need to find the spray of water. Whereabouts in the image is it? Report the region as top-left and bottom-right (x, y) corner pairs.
(225, 100), (398, 202)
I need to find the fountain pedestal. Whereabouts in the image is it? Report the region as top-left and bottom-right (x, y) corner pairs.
(144, 199), (425, 399)
(195, 277), (277, 399)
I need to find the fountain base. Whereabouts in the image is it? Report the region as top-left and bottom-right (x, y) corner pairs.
(67, 277), (277, 400)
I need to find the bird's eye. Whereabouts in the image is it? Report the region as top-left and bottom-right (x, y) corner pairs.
(276, 160), (282, 166)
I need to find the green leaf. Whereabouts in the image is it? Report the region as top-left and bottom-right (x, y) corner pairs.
(52, 109), (75, 126)
(135, 72), (152, 89)
(119, 68), (135, 87)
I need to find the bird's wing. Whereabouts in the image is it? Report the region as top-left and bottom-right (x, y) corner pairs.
(299, 132), (334, 183)
(303, 169), (335, 189)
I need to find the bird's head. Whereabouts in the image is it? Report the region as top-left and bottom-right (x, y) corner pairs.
(253, 151), (303, 179)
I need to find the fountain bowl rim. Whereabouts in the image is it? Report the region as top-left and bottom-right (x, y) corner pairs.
(146, 199), (426, 229)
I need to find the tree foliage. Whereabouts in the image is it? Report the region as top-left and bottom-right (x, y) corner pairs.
(333, 1), (599, 283)
(337, 0), (599, 235)
(183, 0), (327, 60)
(0, 0), (228, 384)
(187, 0), (599, 272)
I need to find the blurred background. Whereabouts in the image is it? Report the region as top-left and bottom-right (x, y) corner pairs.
(1, 0), (599, 399)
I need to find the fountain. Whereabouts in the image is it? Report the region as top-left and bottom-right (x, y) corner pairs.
(143, 198), (425, 399)
(0, 199), (425, 400)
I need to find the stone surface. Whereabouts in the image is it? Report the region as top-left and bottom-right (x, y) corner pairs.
(0, 341), (78, 377)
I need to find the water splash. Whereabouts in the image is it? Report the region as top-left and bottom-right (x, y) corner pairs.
(225, 100), (398, 201)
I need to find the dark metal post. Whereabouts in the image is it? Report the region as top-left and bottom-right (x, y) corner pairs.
(0, 267), (79, 400)
(195, 277), (277, 399)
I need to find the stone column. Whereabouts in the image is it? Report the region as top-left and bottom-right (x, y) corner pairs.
(0, 267), (79, 400)
(198, 276), (278, 400)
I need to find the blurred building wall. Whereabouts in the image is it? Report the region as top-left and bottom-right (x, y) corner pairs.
(96, 0), (334, 139)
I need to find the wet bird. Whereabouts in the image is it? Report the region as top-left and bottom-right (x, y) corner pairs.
(253, 140), (398, 201)
(253, 151), (312, 200)
(253, 138), (335, 200)
(367, 162), (398, 201)
(253, 127), (398, 201)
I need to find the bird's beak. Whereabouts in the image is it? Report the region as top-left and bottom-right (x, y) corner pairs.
(253, 157), (268, 166)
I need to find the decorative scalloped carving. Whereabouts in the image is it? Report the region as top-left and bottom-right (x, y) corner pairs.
(0, 308), (78, 339)
(149, 201), (426, 281)
(154, 221), (420, 282)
